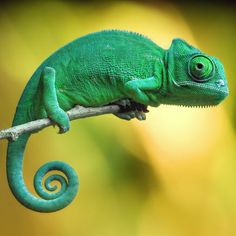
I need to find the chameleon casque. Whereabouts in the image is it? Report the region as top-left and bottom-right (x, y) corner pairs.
(7, 30), (229, 213)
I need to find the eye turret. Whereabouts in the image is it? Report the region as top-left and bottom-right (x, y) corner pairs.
(188, 55), (215, 82)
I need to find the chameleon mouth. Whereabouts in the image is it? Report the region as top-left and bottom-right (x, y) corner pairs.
(177, 81), (229, 97)
(161, 78), (228, 107)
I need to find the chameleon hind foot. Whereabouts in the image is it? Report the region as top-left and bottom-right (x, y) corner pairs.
(49, 108), (70, 134)
(41, 66), (70, 134)
(113, 99), (149, 121)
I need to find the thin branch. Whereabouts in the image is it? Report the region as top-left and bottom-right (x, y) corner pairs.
(0, 105), (120, 141)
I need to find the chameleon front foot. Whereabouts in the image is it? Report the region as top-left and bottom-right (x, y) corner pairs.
(116, 111), (146, 121)
(113, 99), (149, 121)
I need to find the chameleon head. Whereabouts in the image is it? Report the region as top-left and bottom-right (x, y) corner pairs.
(164, 38), (229, 107)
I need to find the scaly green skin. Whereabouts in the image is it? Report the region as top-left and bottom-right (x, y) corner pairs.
(7, 30), (229, 213)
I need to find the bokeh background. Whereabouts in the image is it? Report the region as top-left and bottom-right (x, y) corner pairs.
(0, 1), (235, 236)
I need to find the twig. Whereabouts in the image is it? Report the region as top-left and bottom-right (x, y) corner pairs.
(0, 105), (120, 141)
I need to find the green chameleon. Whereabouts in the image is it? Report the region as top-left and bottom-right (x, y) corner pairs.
(7, 30), (228, 213)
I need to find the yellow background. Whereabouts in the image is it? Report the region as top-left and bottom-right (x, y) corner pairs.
(0, 1), (235, 236)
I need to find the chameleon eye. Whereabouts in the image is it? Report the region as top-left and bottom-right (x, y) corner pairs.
(188, 55), (215, 82)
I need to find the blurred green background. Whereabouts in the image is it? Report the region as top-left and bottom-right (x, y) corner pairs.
(0, 1), (235, 236)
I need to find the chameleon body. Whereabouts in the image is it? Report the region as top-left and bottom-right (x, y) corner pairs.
(7, 30), (228, 212)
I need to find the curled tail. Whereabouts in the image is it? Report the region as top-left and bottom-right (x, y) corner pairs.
(7, 133), (79, 212)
